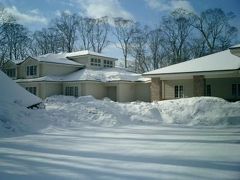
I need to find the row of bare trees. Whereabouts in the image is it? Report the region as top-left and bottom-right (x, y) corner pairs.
(0, 6), (238, 72)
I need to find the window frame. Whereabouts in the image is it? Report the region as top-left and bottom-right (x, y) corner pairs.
(90, 58), (101, 67)
(175, 85), (184, 98)
(26, 87), (37, 95)
(65, 86), (78, 97)
(206, 84), (211, 96)
(5, 68), (16, 78)
(27, 65), (37, 76)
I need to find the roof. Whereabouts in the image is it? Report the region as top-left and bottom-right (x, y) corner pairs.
(33, 53), (83, 66)
(144, 49), (240, 76)
(0, 70), (41, 107)
(229, 44), (240, 49)
(63, 68), (150, 82)
(15, 75), (63, 83)
(66, 50), (118, 60)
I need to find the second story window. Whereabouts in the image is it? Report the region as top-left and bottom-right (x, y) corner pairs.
(27, 65), (37, 76)
(104, 60), (113, 68)
(5, 68), (16, 78)
(91, 58), (101, 67)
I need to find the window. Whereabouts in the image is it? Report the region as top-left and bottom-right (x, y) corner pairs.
(65, 87), (78, 97)
(27, 66), (37, 76)
(90, 58), (101, 67)
(5, 68), (16, 77)
(232, 84), (240, 96)
(26, 87), (37, 95)
(206, 84), (211, 96)
(104, 60), (113, 68)
(175, 85), (184, 98)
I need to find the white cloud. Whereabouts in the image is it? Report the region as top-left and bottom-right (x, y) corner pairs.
(5, 6), (48, 25)
(72, 0), (134, 19)
(145, 0), (195, 12)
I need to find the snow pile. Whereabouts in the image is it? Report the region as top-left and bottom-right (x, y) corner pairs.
(63, 68), (150, 82)
(0, 70), (41, 107)
(44, 96), (240, 128)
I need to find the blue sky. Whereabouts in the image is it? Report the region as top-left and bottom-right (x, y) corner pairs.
(1, 0), (240, 58)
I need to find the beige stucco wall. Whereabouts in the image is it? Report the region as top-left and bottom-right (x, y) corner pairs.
(117, 82), (136, 102)
(135, 82), (151, 102)
(163, 79), (194, 99)
(40, 63), (81, 76)
(84, 82), (106, 99)
(40, 82), (62, 99)
(206, 77), (240, 100)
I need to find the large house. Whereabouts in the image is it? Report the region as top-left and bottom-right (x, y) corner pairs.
(144, 45), (240, 101)
(4, 51), (150, 102)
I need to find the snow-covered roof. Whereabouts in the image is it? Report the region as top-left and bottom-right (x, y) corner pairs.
(230, 44), (240, 49)
(66, 50), (118, 60)
(144, 49), (240, 76)
(33, 53), (83, 66)
(0, 70), (42, 107)
(15, 75), (63, 83)
(63, 68), (150, 82)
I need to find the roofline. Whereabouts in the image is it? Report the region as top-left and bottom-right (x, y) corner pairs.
(39, 61), (84, 67)
(143, 68), (240, 77)
(229, 46), (240, 50)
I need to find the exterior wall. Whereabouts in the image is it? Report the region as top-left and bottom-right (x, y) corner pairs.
(40, 63), (81, 76)
(83, 82), (106, 99)
(40, 82), (62, 99)
(163, 79), (194, 99)
(230, 48), (240, 57)
(151, 78), (162, 101)
(135, 82), (151, 102)
(193, 75), (205, 96)
(117, 82), (136, 102)
(18, 58), (40, 79)
(206, 77), (240, 101)
(3, 61), (17, 79)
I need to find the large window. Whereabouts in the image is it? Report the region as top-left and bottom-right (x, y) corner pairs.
(175, 85), (184, 98)
(206, 84), (211, 96)
(5, 68), (16, 77)
(65, 86), (78, 97)
(90, 58), (101, 67)
(26, 87), (37, 95)
(232, 84), (240, 96)
(27, 66), (37, 76)
(103, 60), (113, 68)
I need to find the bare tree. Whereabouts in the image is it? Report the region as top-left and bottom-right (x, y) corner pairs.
(130, 26), (150, 73)
(78, 17), (94, 50)
(54, 12), (79, 52)
(193, 8), (238, 54)
(160, 8), (194, 64)
(90, 16), (110, 53)
(113, 18), (139, 68)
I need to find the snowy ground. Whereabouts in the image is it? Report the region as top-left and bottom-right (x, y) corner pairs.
(0, 96), (240, 179)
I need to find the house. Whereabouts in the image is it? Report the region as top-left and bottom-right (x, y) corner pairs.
(143, 45), (240, 101)
(4, 51), (150, 102)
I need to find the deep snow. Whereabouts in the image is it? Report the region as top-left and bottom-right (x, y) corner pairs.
(0, 96), (240, 179)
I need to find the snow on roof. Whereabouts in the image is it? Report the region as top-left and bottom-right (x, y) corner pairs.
(230, 44), (240, 49)
(66, 50), (118, 60)
(33, 53), (83, 66)
(0, 70), (42, 107)
(63, 68), (150, 82)
(15, 75), (63, 83)
(144, 49), (240, 76)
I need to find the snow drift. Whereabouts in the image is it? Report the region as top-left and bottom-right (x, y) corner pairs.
(0, 70), (41, 107)
(0, 95), (239, 136)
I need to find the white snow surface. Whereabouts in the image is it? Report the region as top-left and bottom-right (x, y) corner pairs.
(0, 96), (240, 179)
(144, 49), (240, 75)
(66, 50), (118, 60)
(34, 53), (82, 66)
(63, 68), (150, 82)
(0, 70), (41, 107)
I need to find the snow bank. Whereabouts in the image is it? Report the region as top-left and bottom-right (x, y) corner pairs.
(44, 96), (240, 128)
(0, 70), (41, 107)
